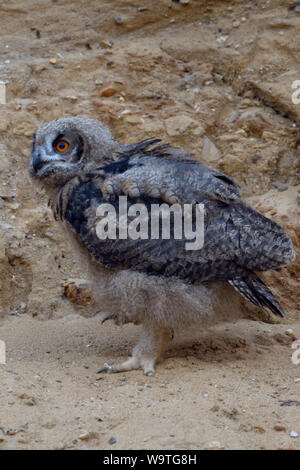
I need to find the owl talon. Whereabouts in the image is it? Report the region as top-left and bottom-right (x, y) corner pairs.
(146, 371), (154, 377)
(97, 363), (116, 374)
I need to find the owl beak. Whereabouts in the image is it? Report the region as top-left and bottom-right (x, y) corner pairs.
(31, 149), (67, 175)
(32, 150), (45, 173)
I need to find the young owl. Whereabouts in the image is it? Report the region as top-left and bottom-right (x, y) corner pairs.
(29, 116), (295, 375)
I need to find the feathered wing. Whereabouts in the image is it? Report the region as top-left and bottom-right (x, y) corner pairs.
(61, 153), (295, 316)
(87, 139), (242, 205)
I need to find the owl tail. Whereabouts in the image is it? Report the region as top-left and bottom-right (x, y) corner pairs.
(229, 272), (284, 317)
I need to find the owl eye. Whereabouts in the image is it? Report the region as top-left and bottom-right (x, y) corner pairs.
(56, 140), (69, 152)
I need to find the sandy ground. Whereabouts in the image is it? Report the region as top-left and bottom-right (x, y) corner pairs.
(0, 0), (299, 450)
(0, 315), (300, 450)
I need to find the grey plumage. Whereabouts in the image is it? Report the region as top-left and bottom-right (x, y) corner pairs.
(29, 116), (296, 375)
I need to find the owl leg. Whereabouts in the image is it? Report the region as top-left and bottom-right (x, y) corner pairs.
(97, 325), (170, 376)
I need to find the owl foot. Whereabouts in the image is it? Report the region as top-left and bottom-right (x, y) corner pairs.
(97, 325), (170, 376)
(97, 356), (156, 376)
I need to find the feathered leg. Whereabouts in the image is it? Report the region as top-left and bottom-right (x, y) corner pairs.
(97, 324), (170, 376)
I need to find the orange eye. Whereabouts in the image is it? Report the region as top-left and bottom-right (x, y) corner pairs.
(56, 140), (69, 152)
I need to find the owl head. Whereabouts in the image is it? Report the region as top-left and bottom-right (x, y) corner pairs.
(29, 116), (121, 189)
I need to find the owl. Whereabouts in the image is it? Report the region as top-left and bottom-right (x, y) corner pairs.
(29, 116), (295, 376)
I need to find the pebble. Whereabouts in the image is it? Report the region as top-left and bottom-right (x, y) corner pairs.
(45, 231), (54, 238)
(18, 302), (27, 313)
(208, 440), (224, 449)
(290, 431), (299, 438)
(273, 424), (286, 432)
(217, 35), (229, 44)
(233, 20), (240, 28)
(114, 17), (123, 25)
(286, 329), (294, 336)
(79, 431), (99, 441)
(49, 58), (57, 64)
(100, 40), (113, 49)
(25, 396), (37, 406)
(100, 86), (117, 97)
(65, 96), (78, 102)
(109, 437), (117, 445)
(210, 405), (220, 412)
(165, 115), (200, 137)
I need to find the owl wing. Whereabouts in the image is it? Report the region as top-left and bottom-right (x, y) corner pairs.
(86, 139), (241, 205)
(61, 174), (295, 316)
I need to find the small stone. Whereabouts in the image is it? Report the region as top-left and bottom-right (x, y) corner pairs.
(63, 279), (92, 305)
(165, 115), (200, 137)
(286, 329), (294, 336)
(44, 231), (54, 238)
(208, 441), (223, 449)
(100, 87), (117, 97)
(18, 302), (27, 313)
(18, 438), (29, 444)
(254, 426), (265, 434)
(100, 40), (113, 49)
(114, 17), (123, 25)
(79, 431), (99, 441)
(109, 437), (117, 445)
(273, 424), (286, 432)
(49, 58), (57, 64)
(25, 396), (37, 406)
(210, 405), (220, 412)
(290, 431), (299, 438)
(201, 137), (221, 165)
(227, 408), (239, 418)
(65, 96), (78, 102)
(233, 20), (240, 27)
(217, 35), (229, 44)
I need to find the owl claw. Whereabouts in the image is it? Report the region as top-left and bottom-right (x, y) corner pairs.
(145, 371), (154, 377)
(97, 363), (116, 374)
